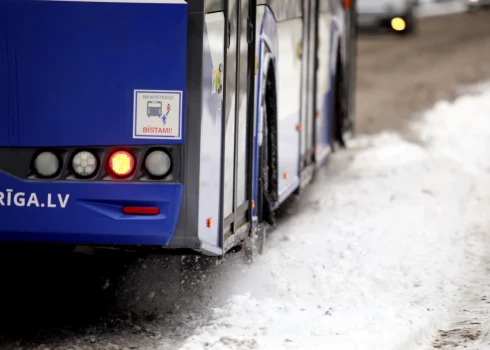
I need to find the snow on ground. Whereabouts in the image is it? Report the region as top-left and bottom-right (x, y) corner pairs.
(161, 86), (490, 350)
(426, 182), (490, 350)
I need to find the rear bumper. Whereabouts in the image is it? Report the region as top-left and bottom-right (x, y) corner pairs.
(0, 171), (183, 246)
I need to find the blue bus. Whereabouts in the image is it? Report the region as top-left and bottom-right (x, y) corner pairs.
(0, 0), (357, 256)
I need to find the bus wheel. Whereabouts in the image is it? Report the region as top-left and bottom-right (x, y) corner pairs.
(258, 58), (277, 228)
(330, 55), (347, 151)
(248, 56), (278, 259)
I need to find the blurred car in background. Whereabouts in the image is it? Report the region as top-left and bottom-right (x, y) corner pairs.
(466, 0), (490, 11)
(357, 0), (418, 35)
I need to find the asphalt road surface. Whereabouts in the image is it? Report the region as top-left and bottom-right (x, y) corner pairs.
(356, 11), (490, 138)
(1, 11), (490, 350)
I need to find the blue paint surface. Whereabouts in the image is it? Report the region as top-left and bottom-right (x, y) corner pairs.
(0, 171), (184, 245)
(0, 0), (188, 246)
(0, 3), (8, 146)
(2, 0), (187, 147)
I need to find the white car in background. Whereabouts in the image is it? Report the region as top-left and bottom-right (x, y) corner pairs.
(357, 0), (418, 35)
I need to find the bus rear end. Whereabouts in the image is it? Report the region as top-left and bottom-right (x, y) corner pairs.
(0, 0), (189, 248)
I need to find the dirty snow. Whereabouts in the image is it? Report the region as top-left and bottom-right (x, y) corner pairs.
(166, 86), (490, 350)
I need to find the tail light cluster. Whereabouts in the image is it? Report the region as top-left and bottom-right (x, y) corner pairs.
(31, 148), (173, 181)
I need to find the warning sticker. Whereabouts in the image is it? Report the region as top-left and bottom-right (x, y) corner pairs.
(133, 90), (183, 140)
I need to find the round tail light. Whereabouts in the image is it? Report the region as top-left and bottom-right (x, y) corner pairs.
(33, 151), (60, 178)
(108, 150), (135, 178)
(144, 150), (171, 178)
(72, 151), (98, 178)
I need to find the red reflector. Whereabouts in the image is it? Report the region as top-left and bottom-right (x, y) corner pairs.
(123, 207), (160, 215)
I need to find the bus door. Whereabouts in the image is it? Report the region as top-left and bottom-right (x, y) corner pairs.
(222, 0), (256, 238)
(299, 0), (318, 174)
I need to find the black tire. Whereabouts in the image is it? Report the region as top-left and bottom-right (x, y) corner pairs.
(330, 55), (347, 152)
(258, 60), (277, 228)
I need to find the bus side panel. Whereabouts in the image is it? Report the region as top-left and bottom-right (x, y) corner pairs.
(275, 16), (302, 202)
(0, 5), (8, 147)
(315, 7), (334, 164)
(251, 5), (267, 220)
(197, 12), (225, 251)
(235, 0), (251, 209)
(222, 4), (237, 221)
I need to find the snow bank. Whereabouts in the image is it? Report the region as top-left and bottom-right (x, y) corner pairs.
(170, 88), (490, 350)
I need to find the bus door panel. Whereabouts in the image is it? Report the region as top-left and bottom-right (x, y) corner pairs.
(197, 11), (227, 251)
(235, 0), (250, 218)
(223, 0), (254, 235)
(223, 0), (239, 222)
(299, 0), (309, 167)
(315, 0), (333, 162)
(271, 0), (303, 200)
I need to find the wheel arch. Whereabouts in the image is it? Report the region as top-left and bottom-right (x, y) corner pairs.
(252, 4), (279, 222)
(259, 47), (279, 205)
(330, 4), (357, 140)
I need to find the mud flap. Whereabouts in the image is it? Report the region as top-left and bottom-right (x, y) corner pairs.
(243, 223), (268, 264)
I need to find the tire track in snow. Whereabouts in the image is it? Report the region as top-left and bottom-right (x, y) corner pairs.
(429, 176), (490, 350)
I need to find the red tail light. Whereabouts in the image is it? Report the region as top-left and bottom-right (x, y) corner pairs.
(108, 150), (135, 178)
